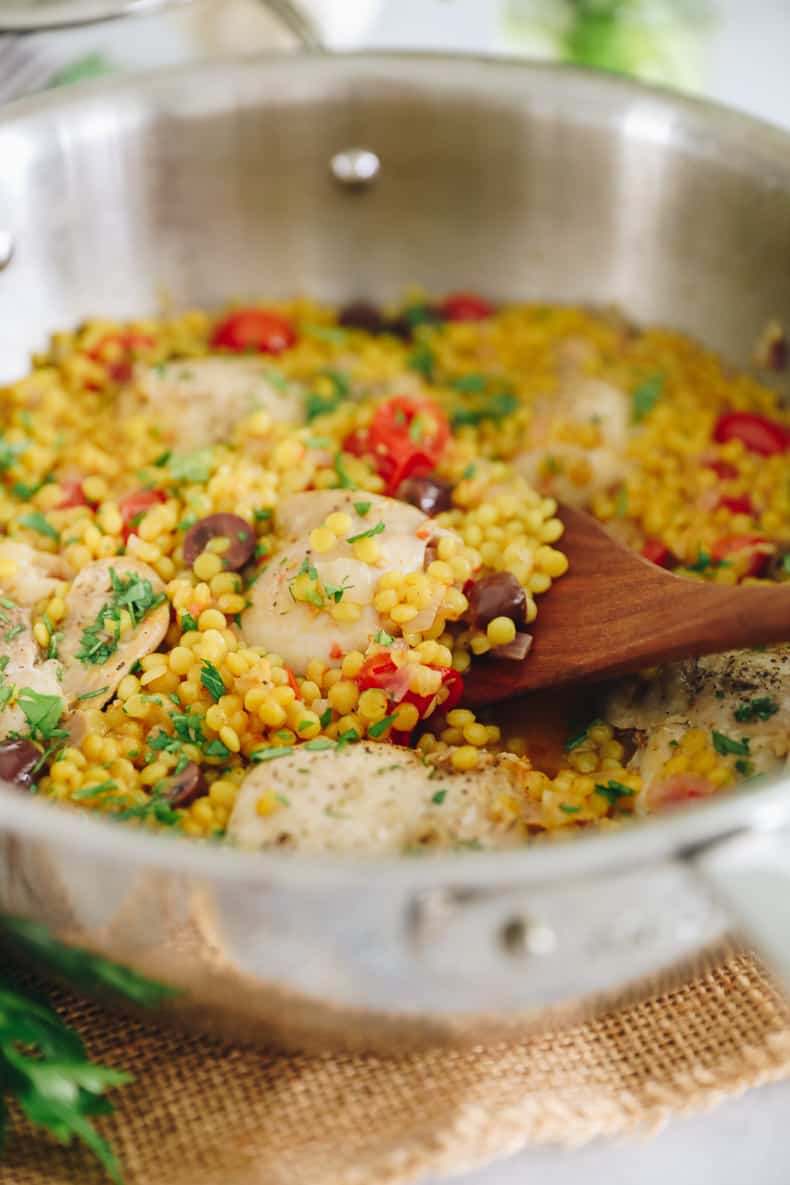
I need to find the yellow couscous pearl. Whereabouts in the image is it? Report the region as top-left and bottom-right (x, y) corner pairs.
(451, 746), (479, 771)
(309, 526), (336, 553)
(486, 617), (517, 646)
(326, 511), (352, 536)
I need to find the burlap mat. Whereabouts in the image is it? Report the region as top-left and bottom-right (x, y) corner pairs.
(3, 950), (790, 1185)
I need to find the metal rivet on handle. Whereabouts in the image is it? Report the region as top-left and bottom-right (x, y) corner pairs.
(330, 148), (380, 187)
(0, 231), (13, 270)
(500, 916), (557, 958)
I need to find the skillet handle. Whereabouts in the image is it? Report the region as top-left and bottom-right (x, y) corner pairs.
(693, 828), (790, 988)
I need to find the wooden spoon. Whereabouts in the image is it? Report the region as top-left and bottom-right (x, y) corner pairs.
(466, 504), (790, 706)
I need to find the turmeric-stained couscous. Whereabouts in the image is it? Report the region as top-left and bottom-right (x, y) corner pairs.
(0, 293), (788, 854)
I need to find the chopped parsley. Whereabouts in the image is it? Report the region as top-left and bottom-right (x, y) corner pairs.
(734, 697), (779, 723)
(73, 780), (118, 801)
(615, 486), (629, 517)
(431, 789), (447, 805)
(12, 478), (45, 501)
(347, 521), (385, 544)
(323, 577), (352, 604)
(170, 711), (204, 747)
(0, 437), (27, 472)
(712, 730), (750, 757)
(462, 464), (477, 479)
(19, 511), (58, 541)
(152, 449), (171, 467)
(783, 554), (790, 575)
(594, 780), (635, 806)
(631, 373), (665, 422)
(253, 507), (272, 522)
(168, 448), (214, 484)
(565, 722), (599, 751)
(250, 745), (295, 763)
(302, 323), (348, 345)
(18, 689), (65, 740)
(76, 687), (109, 702)
(687, 550), (729, 573)
(333, 453), (356, 489)
(367, 713), (398, 738)
(180, 611), (199, 633)
(336, 727), (360, 750)
(305, 369), (350, 421)
(407, 342), (435, 380)
(559, 804), (581, 814)
(353, 501), (371, 517)
(204, 739), (231, 759)
(4, 623), (24, 642)
(200, 660), (226, 702)
(319, 707), (332, 728)
(451, 373), (488, 394)
(450, 389), (518, 428)
(544, 454), (563, 476)
(735, 758), (755, 777)
(304, 738), (334, 752)
(77, 569), (166, 666)
(373, 629), (394, 645)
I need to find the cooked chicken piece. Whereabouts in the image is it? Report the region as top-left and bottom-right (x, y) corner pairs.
(58, 558), (170, 708)
(605, 647), (790, 806)
(516, 376), (629, 507)
(0, 604), (62, 736)
(125, 357), (305, 448)
(0, 541), (68, 606)
(227, 742), (534, 853)
(242, 491), (441, 674)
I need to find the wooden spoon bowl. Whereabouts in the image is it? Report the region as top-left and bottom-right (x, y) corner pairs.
(466, 504), (790, 706)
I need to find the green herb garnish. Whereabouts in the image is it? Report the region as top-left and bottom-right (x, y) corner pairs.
(250, 745), (295, 763)
(594, 780), (635, 805)
(77, 569), (166, 667)
(168, 448), (214, 484)
(631, 373), (664, 422)
(712, 730), (750, 756)
(367, 713), (398, 738)
(347, 521), (385, 544)
(17, 689), (64, 740)
(407, 342), (435, 380)
(19, 511), (58, 541)
(200, 660), (225, 702)
(180, 611), (198, 634)
(431, 789), (447, 805)
(76, 687), (109, 702)
(373, 629), (394, 645)
(734, 697), (779, 723)
(353, 501), (371, 517)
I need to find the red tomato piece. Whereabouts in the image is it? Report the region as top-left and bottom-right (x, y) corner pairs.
(357, 654), (412, 702)
(713, 411), (790, 456)
(706, 458), (739, 480)
(711, 534), (773, 578)
(119, 488), (167, 540)
(211, 308), (296, 355)
(641, 539), (675, 569)
(718, 494), (755, 516)
(57, 478), (90, 509)
(648, 773), (715, 812)
(351, 396), (450, 495)
(440, 292), (494, 321)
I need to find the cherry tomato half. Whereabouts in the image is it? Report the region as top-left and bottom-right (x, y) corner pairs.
(711, 533), (774, 578)
(706, 458), (739, 480)
(718, 494), (755, 516)
(211, 308), (296, 355)
(86, 331), (154, 385)
(440, 292), (494, 322)
(641, 539), (675, 569)
(57, 478), (90, 510)
(713, 411), (790, 456)
(119, 488), (167, 540)
(348, 396), (450, 495)
(356, 656), (464, 729)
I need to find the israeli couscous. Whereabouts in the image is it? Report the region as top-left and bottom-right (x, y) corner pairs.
(0, 293), (788, 852)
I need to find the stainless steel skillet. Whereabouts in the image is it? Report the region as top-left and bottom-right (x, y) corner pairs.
(1, 53), (790, 1051)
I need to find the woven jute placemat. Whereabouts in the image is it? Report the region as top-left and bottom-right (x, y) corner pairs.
(2, 950), (790, 1185)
